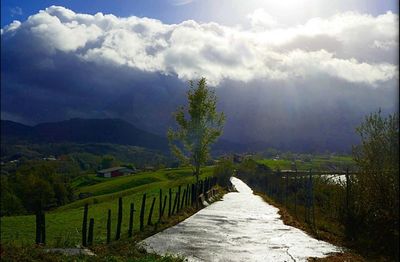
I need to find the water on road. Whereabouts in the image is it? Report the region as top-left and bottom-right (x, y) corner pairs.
(142, 177), (341, 261)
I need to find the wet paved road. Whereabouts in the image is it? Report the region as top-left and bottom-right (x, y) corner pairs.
(142, 177), (340, 262)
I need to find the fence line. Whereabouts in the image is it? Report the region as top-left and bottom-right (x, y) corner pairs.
(33, 176), (218, 247)
(239, 169), (359, 230)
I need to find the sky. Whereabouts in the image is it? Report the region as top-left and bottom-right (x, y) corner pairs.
(1, 0), (399, 152)
(1, 0), (398, 27)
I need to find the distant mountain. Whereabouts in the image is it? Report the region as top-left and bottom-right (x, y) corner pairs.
(1, 118), (245, 153)
(1, 120), (33, 139)
(1, 118), (168, 151)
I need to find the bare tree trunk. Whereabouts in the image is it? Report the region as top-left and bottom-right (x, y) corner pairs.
(195, 164), (200, 209)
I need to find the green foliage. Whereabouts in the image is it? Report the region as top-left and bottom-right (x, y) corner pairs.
(0, 176), (25, 216)
(168, 78), (224, 180)
(0, 142), (176, 216)
(237, 158), (258, 176)
(350, 111), (399, 256)
(101, 155), (116, 169)
(19, 173), (55, 211)
(1, 161), (75, 215)
(236, 159), (275, 190)
(213, 159), (234, 187)
(1, 142), (173, 171)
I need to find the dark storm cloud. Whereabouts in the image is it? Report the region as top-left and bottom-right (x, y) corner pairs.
(1, 6), (398, 152)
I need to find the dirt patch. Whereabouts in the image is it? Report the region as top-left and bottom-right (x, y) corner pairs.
(308, 252), (365, 262)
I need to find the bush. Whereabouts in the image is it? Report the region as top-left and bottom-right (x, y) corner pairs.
(213, 159), (234, 187)
(350, 111), (399, 258)
(1, 176), (25, 216)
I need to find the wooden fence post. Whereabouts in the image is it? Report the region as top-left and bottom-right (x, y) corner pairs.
(140, 193), (146, 231)
(128, 203), (134, 237)
(285, 172), (289, 207)
(107, 209), (111, 244)
(35, 210), (41, 244)
(186, 185), (190, 205)
(159, 189), (162, 222)
(180, 189), (186, 210)
(88, 218), (94, 246)
(279, 174), (282, 201)
(161, 195), (167, 218)
(147, 197), (156, 226)
(275, 173), (278, 199)
(82, 203), (88, 247)
(168, 188), (172, 217)
(172, 192), (178, 214)
(294, 169), (298, 217)
(115, 197), (123, 240)
(195, 182), (199, 209)
(310, 170), (315, 228)
(345, 167), (353, 236)
(304, 173), (308, 223)
(345, 168), (350, 217)
(177, 185), (181, 213)
(41, 212), (46, 245)
(191, 184), (195, 206)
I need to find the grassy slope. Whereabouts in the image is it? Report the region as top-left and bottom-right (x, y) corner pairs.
(257, 156), (355, 171)
(1, 166), (213, 247)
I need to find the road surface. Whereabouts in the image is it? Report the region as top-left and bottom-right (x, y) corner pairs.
(142, 177), (340, 262)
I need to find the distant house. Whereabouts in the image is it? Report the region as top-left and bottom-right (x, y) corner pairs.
(43, 155), (57, 161)
(97, 167), (134, 178)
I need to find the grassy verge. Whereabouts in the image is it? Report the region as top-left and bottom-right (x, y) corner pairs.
(254, 192), (366, 262)
(0, 243), (184, 262)
(0, 166), (213, 246)
(1, 185), (226, 261)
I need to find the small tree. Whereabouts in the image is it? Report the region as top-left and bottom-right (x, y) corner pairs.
(351, 110), (399, 256)
(101, 155), (115, 169)
(168, 78), (225, 186)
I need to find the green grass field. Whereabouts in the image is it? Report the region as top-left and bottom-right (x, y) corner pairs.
(0, 166), (214, 247)
(257, 155), (355, 171)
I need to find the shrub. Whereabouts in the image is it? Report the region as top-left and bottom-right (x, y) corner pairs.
(213, 159), (234, 187)
(350, 111), (399, 258)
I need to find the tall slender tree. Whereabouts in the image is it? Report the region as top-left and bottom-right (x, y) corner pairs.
(168, 77), (225, 188)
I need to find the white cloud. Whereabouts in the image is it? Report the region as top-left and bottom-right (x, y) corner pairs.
(10, 6), (23, 17)
(1, 20), (21, 34)
(1, 6), (398, 86)
(247, 8), (279, 29)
